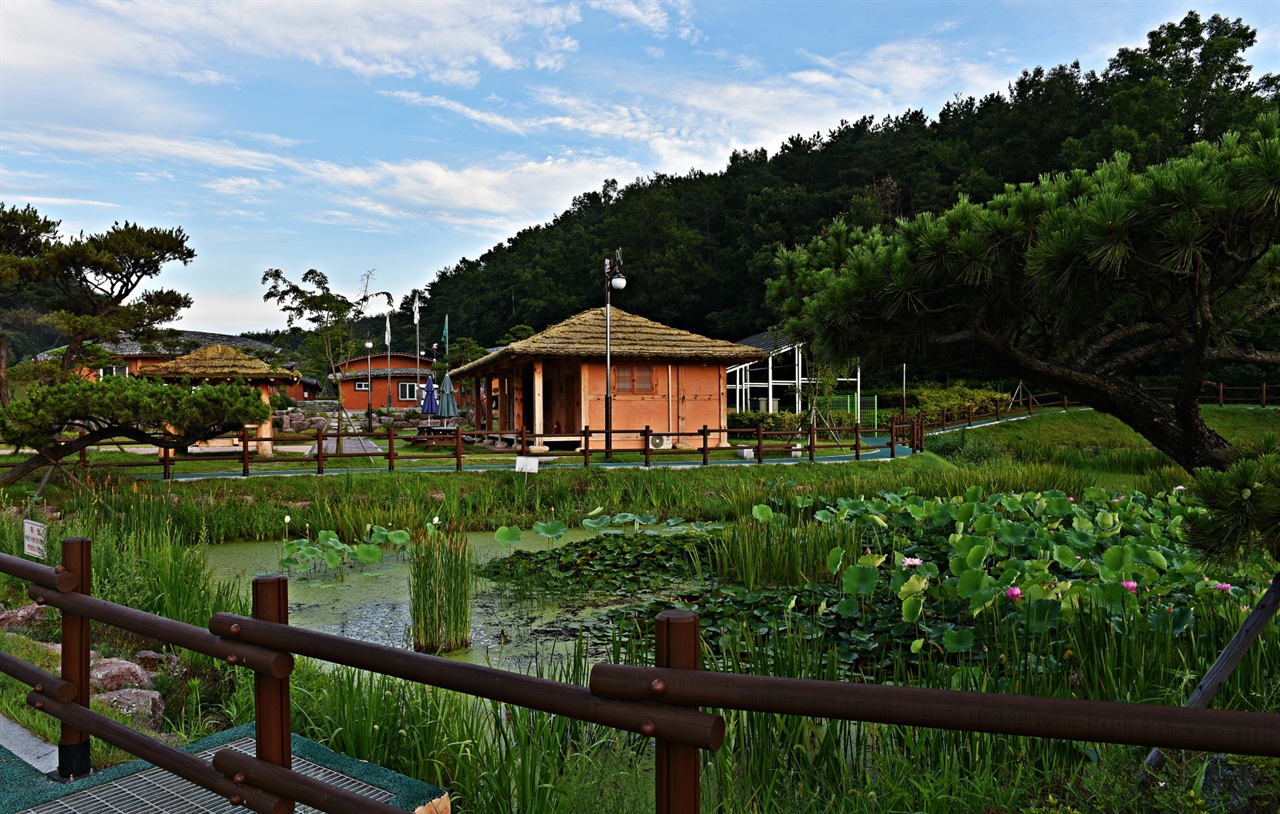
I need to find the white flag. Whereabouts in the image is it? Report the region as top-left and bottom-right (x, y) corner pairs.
(412, 292), (420, 325)
(385, 313), (391, 347)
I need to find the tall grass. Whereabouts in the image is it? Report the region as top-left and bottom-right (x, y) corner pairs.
(408, 524), (474, 653)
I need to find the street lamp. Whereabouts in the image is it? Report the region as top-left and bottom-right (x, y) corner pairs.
(365, 340), (374, 432)
(604, 249), (625, 460)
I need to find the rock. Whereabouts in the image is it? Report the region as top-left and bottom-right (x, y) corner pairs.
(90, 658), (154, 692)
(0, 604), (52, 631)
(134, 650), (179, 675)
(95, 689), (164, 731)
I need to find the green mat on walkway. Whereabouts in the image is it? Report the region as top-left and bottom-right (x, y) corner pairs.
(0, 723), (444, 813)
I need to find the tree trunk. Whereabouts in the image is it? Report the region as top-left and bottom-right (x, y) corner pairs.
(0, 425), (198, 488)
(994, 348), (1235, 472)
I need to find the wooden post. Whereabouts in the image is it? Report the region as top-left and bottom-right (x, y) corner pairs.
(854, 422), (861, 461)
(995, 399), (1001, 422)
(1262, 383), (1268, 408)
(387, 425), (396, 471)
(57, 537), (92, 780)
(1218, 382), (1225, 407)
(967, 405), (973, 427)
(582, 426), (592, 467)
(241, 427), (251, 477)
(643, 426), (652, 468)
(162, 445), (171, 480)
(252, 575), (291, 771)
(315, 427), (325, 475)
(1026, 392), (1033, 416)
(1062, 395), (1068, 412)
(700, 425), (709, 466)
(655, 610), (701, 814)
(455, 425), (463, 472)
(755, 424), (764, 464)
(808, 420), (816, 463)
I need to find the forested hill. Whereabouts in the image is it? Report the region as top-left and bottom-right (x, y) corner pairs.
(408, 12), (1276, 348)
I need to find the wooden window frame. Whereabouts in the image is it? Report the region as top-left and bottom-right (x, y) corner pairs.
(613, 364), (656, 395)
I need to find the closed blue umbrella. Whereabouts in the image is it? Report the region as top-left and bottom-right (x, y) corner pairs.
(420, 373), (438, 415)
(437, 373), (459, 418)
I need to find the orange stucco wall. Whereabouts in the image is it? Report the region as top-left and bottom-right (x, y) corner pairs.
(578, 359), (728, 449)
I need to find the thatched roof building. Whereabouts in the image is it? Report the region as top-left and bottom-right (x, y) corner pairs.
(452, 308), (759, 377)
(139, 345), (300, 384)
(451, 308), (760, 451)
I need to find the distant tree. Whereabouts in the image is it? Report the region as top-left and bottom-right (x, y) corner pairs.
(1071, 11), (1278, 167)
(0, 204), (60, 406)
(0, 376), (268, 487)
(41, 221), (196, 378)
(767, 115), (1280, 473)
(496, 324), (537, 345)
(260, 268), (391, 391)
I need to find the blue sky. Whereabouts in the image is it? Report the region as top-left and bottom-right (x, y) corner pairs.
(2, 1), (1277, 335)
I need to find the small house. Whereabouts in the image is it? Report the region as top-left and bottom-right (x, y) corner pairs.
(332, 352), (433, 413)
(37, 330), (322, 401)
(138, 344), (301, 456)
(450, 308), (760, 450)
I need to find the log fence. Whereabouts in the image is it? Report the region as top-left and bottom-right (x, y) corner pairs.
(7, 384), (1275, 480)
(2, 540), (1279, 813)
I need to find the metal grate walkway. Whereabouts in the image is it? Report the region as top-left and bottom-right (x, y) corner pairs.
(18, 738), (397, 814)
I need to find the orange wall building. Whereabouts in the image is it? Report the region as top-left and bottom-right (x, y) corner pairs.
(450, 308), (759, 450)
(332, 352), (434, 413)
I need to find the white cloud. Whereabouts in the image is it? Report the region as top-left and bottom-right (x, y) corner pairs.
(12, 196), (120, 208)
(590, 0), (699, 42)
(110, 1), (585, 81)
(179, 69), (236, 86)
(230, 131), (305, 149)
(380, 92), (527, 134)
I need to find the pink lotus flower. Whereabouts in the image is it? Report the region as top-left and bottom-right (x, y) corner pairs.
(1005, 586), (1022, 601)
(1174, 485), (1187, 491)
(1121, 581), (1137, 594)
(901, 557), (923, 567)
(1214, 583), (1233, 592)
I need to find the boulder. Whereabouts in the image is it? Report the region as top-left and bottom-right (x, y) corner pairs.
(134, 650), (180, 675)
(0, 604), (51, 631)
(90, 658), (154, 692)
(95, 689), (165, 731)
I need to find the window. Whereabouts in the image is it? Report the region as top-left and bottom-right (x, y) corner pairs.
(613, 364), (656, 394)
(398, 382), (418, 401)
(98, 365), (130, 378)
(354, 381), (370, 392)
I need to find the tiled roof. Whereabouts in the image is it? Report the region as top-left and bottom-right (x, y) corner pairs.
(451, 308), (761, 377)
(735, 330), (799, 355)
(37, 330), (282, 361)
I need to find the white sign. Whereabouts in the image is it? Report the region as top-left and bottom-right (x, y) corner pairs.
(23, 520), (47, 559)
(514, 456), (539, 474)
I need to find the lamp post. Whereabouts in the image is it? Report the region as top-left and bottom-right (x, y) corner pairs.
(604, 249), (626, 461)
(365, 340), (374, 432)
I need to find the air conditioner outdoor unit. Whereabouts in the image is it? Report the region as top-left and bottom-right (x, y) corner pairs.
(648, 435), (672, 450)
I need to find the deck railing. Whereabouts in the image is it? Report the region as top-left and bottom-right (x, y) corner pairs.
(2, 539), (1279, 813)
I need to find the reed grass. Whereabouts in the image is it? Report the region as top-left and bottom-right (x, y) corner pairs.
(408, 524), (474, 653)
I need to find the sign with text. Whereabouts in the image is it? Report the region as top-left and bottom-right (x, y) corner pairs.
(514, 456), (539, 474)
(23, 519), (47, 559)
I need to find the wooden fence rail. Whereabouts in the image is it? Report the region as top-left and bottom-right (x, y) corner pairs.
(2, 539), (1279, 813)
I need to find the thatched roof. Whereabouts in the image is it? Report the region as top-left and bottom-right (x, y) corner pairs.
(451, 308), (761, 377)
(138, 345), (301, 383)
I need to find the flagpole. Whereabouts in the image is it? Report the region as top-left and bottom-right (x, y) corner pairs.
(413, 293), (421, 403)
